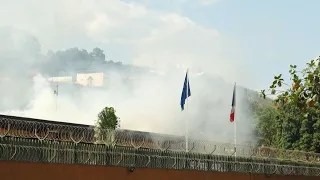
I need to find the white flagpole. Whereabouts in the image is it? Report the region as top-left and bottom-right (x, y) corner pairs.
(234, 82), (237, 159)
(234, 114), (237, 158)
(185, 68), (189, 152)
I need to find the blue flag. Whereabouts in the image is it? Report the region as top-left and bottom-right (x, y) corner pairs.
(180, 70), (191, 111)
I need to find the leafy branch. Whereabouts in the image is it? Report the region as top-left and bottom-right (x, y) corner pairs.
(261, 58), (320, 111)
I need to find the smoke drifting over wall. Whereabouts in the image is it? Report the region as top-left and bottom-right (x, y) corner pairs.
(0, 27), (257, 145)
(5, 71), (256, 144)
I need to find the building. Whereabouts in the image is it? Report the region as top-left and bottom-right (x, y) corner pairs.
(48, 76), (73, 83)
(76, 72), (104, 87)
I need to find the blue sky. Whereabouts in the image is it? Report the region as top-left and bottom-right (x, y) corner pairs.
(0, 0), (319, 90)
(146, 0), (320, 88)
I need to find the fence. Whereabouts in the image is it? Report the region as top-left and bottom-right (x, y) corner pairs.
(0, 115), (319, 164)
(0, 137), (320, 177)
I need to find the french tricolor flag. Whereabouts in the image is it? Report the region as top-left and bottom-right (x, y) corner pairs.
(230, 83), (236, 122)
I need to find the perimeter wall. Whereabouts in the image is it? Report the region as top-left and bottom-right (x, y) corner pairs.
(0, 161), (318, 180)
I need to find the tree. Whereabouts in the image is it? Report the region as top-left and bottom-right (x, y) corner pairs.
(94, 107), (120, 145)
(90, 47), (106, 62)
(260, 57), (320, 153)
(254, 106), (280, 147)
(43, 47), (95, 75)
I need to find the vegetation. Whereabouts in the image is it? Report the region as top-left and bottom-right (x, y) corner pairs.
(96, 106), (120, 130)
(0, 35), (145, 111)
(259, 58), (320, 153)
(43, 47), (122, 75)
(94, 107), (120, 144)
(3, 29), (319, 153)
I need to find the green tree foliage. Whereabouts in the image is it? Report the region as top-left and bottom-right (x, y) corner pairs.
(94, 107), (120, 144)
(44, 47), (98, 75)
(96, 106), (120, 130)
(42, 47), (132, 76)
(254, 106), (279, 147)
(260, 58), (320, 153)
(90, 47), (106, 62)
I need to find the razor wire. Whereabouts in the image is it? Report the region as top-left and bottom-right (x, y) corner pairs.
(0, 141), (319, 177)
(0, 115), (320, 164)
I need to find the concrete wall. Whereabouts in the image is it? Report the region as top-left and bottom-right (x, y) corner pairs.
(76, 72), (104, 86)
(48, 76), (73, 82)
(0, 161), (318, 180)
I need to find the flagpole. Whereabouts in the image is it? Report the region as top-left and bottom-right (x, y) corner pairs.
(234, 82), (237, 159)
(234, 112), (237, 158)
(180, 68), (190, 153)
(185, 68), (189, 153)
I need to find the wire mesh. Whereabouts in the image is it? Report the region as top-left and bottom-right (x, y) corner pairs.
(0, 115), (319, 165)
(0, 138), (319, 176)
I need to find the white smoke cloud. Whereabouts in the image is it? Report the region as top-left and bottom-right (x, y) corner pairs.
(0, 0), (257, 144)
(4, 70), (255, 145)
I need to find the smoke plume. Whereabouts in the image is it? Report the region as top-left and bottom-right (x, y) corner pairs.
(0, 0), (259, 145)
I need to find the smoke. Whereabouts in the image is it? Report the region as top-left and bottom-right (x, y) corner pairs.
(0, 0), (258, 145)
(2, 68), (256, 145)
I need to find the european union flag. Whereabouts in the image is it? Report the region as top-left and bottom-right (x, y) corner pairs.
(180, 70), (191, 111)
